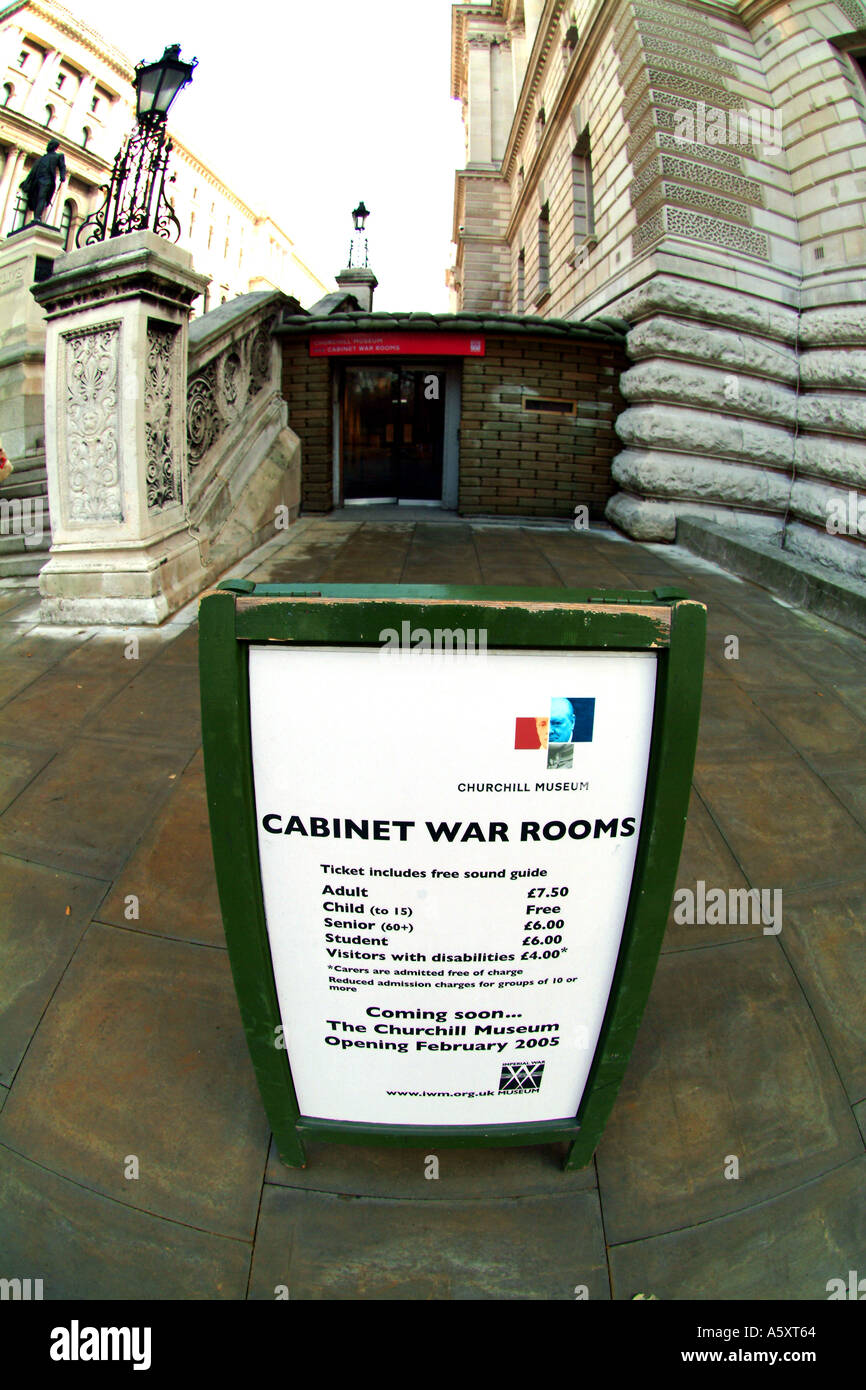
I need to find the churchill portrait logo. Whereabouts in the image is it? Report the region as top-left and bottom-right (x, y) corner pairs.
(515, 696), (595, 769)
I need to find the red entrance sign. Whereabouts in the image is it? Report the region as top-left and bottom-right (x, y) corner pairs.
(309, 332), (485, 358)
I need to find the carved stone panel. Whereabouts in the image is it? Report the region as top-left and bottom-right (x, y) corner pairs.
(63, 322), (123, 524)
(145, 321), (182, 511)
(187, 316), (276, 471)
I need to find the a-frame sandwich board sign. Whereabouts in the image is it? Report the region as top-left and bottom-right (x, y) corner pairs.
(199, 581), (705, 1170)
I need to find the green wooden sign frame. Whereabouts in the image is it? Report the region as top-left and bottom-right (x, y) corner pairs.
(199, 580), (705, 1171)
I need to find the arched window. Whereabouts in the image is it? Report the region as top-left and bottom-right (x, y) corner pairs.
(2, 84), (13, 107)
(44, 104), (54, 127)
(60, 198), (77, 249)
(81, 126), (91, 149)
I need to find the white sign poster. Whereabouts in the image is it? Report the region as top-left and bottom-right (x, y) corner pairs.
(249, 645), (657, 1127)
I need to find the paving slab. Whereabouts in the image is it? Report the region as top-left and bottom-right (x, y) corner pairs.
(595, 939), (862, 1244)
(0, 1144), (250, 1299)
(315, 523), (414, 583)
(2, 595), (43, 625)
(399, 523), (483, 585)
(745, 687), (866, 769)
(694, 680), (792, 764)
(248, 1185), (609, 1300)
(661, 789), (757, 953)
(854, 1102), (866, 1145)
(150, 622), (201, 666)
(0, 589), (38, 618)
(0, 736), (185, 878)
(608, 1155), (866, 1302)
(100, 763), (223, 946)
(80, 657), (203, 753)
(0, 740), (56, 813)
(705, 634), (822, 689)
(819, 763), (866, 832)
(264, 1135), (597, 1198)
(0, 624), (80, 664)
(830, 678), (866, 726)
(0, 853), (108, 1084)
(694, 752), (866, 892)
(776, 881), (866, 1103)
(781, 635), (866, 684)
(0, 922), (269, 1239)
(0, 665), (136, 743)
(472, 527), (563, 586)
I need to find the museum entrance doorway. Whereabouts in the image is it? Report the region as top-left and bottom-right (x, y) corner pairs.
(342, 365), (445, 503)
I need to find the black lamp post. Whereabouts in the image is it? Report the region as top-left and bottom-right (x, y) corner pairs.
(348, 201), (370, 268)
(77, 44), (197, 247)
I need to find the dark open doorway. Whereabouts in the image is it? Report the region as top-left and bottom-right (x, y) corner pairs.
(342, 365), (445, 502)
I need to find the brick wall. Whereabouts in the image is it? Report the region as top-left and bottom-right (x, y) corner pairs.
(458, 334), (626, 518)
(280, 339), (331, 512)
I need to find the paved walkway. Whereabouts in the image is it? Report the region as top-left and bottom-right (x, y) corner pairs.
(0, 516), (864, 1299)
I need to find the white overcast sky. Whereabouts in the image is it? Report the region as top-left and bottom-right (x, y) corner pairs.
(68, 0), (467, 310)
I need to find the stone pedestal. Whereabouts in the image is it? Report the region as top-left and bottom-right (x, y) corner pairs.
(0, 224), (64, 575)
(335, 266), (377, 312)
(0, 222), (63, 461)
(33, 230), (211, 624)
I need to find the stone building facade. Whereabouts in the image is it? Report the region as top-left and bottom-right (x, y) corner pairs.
(450, 0), (866, 589)
(0, 0), (328, 308)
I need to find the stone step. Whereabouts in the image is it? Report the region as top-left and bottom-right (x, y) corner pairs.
(0, 551), (45, 577)
(0, 529), (50, 554)
(1, 480), (49, 500)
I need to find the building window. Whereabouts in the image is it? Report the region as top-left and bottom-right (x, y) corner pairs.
(536, 106), (546, 143)
(55, 73), (65, 90)
(18, 50), (28, 68)
(516, 247), (525, 313)
(3, 84), (13, 107)
(536, 202), (550, 302)
(44, 104), (54, 127)
(81, 126), (91, 148)
(9, 190), (28, 234)
(60, 198), (77, 249)
(90, 95), (99, 113)
(572, 127), (596, 254)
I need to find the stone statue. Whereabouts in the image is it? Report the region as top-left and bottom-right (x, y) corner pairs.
(19, 139), (67, 224)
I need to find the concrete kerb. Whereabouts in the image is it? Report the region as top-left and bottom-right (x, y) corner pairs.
(676, 518), (866, 640)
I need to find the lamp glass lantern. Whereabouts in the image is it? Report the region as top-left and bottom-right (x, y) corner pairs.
(352, 201), (370, 233)
(135, 44), (197, 123)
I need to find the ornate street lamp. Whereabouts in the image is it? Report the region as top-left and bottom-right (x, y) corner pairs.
(347, 201), (370, 268)
(77, 44), (197, 247)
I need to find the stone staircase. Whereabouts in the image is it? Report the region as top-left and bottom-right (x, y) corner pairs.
(0, 448), (51, 578)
